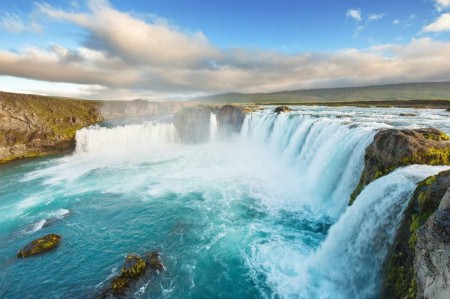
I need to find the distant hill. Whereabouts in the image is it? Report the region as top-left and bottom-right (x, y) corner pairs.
(192, 82), (450, 104)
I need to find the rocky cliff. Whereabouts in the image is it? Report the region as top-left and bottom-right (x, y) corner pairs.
(382, 170), (450, 299)
(348, 128), (450, 298)
(173, 104), (260, 143)
(173, 105), (218, 144)
(0, 92), (192, 163)
(0, 92), (102, 163)
(350, 128), (450, 204)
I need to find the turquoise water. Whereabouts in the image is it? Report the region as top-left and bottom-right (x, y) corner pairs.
(1, 107), (449, 298)
(0, 143), (334, 298)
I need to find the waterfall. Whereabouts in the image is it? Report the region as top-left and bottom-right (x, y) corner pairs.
(209, 113), (218, 143)
(75, 121), (179, 153)
(241, 110), (376, 216)
(303, 165), (450, 299)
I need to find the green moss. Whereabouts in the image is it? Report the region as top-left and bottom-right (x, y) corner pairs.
(121, 255), (147, 278)
(17, 234), (61, 258)
(111, 276), (129, 294)
(421, 131), (450, 141)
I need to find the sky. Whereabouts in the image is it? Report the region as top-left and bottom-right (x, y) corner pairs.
(1, 0), (450, 100)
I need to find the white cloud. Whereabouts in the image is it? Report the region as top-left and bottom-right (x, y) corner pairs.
(0, 13), (42, 33)
(435, 0), (450, 11)
(1, 1), (450, 100)
(423, 13), (450, 32)
(368, 13), (385, 21)
(346, 9), (362, 22)
(393, 19), (400, 25)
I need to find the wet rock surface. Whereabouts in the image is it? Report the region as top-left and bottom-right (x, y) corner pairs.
(17, 234), (61, 258)
(350, 128), (450, 204)
(99, 252), (164, 298)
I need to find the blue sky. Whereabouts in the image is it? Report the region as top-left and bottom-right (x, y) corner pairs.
(0, 0), (450, 100)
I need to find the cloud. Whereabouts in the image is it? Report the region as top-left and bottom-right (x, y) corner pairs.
(423, 13), (450, 32)
(36, 1), (218, 68)
(368, 13), (385, 21)
(393, 19), (400, 25)
(346, 9), (362, 22)
(435, 0), (450, 11)
(1, 1), (450, 100)
(0, 13), (42, 33)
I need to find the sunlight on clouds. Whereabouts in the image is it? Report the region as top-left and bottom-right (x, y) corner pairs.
(435, 0), (450, 11)
(1, 1), (450, 100)
(423, 13), (450, 32)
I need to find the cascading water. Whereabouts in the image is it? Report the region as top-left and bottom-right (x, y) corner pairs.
(1, 107), (449, 299)
(75, 121), (179, 153)
(241, 110), (376, 216)
(209, 113), (218, 143)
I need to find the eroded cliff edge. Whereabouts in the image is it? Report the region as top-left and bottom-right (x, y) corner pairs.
(348, 127), (450, 298)
(0, 92), (192, 163)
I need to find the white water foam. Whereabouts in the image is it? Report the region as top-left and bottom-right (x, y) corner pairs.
(251, 165), (450, 299)
(75, 122), (179, 154)
(209, 113), (218, 143)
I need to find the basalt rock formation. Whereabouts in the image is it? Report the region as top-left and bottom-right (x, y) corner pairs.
(382, 170), (450, 299)
(17, 234), (61, 258)
(350, 128), (450, 204)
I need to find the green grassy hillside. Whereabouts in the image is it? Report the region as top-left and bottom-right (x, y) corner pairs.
(192, 82), (450, 104)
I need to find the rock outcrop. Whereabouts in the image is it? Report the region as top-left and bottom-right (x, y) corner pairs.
(350, 128), (450, 204)
(17, 234), (61, 258)
(173, 106), (217, 143)
(0, 92), (102, 163)
(415, 188), (450, 299)
(217, 105), (245, 134)
(173, 104), (259, 143)
(99, 252), (163, 298)
(382, 170), (450, 298)
(0, 92), (193, 163)
(274, 105), (291, 114)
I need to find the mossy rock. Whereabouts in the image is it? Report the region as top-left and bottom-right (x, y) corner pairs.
(121, 255), (148, 278)
(146, 252), (164, 271)
(350, 128), (450, 205)
(381, 169), (450, 298)
(274, 105), (291, 114)
(110, 276), (130, 295)
(17, 234), (61, 258)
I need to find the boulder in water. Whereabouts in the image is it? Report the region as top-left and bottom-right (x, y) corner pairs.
(274, 105), (291, 114)
(121, 255), (147, 278)
(99, 252), (164, 298)
(146, 251), (164, 271)
(17, 234), (61, 258)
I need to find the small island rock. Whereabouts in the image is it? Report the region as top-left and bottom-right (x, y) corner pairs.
(17, 234), (61, 258)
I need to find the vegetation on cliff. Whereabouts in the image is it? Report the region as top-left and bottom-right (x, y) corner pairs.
(0, 92), (103, 163)
(350, 128), (450, 204)
(382, 170), (450, 298)
(0, 91), (192, 163)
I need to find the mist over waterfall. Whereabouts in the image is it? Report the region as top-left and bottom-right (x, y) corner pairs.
(75, 122), (179, 153)
(2, 106), (449, 299)
(209, 113), (218, 142)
